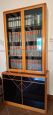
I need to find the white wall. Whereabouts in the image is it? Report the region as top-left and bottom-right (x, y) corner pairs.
(0, 0), (53, 95)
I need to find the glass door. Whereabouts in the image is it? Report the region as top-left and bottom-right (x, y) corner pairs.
(24, 8), (42, 71)
(6, 12), (22, 69)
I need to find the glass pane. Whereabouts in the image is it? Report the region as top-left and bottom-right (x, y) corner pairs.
(24, 8), (42, 71)
(6, 12), (22, 69)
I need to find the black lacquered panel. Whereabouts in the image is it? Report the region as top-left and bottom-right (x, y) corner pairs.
(3, 76), (22, 104)
(23, 80), (45, 109)
(3, 75), (21, 81)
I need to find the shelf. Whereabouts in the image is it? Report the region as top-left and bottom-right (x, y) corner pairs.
(9, 42), (22, 46)
(25, 25), (42, 31)
(26, 56), (42, 60)
(7, 28), (21, 32)
(9, 56), (22, 59)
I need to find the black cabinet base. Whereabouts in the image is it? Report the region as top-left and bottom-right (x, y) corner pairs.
(2, 72), (48, 113)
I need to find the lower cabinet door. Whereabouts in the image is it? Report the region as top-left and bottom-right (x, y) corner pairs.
(22, 77), (45, 109)
(3, 75), (22, 104)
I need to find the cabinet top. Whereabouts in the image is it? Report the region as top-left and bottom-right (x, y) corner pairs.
(2, 70), (48, 79)
(3, 3), (46, 15)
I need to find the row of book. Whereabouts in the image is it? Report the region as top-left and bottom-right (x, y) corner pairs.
(27, 65), (42, 71)
(26, 50), (41, 57)
(25, 30), (42, 42)
(9, 59), (41, 70)
(25, 13), (42, 27)
(9, 46), (22, 56)
(26, 45), (41, 50)
(10, 59), (22, 69)
(26, 45), (42, 53)
(26, 60), (42, 71)
(9, 46), (41, 57)
(8, 30), (42, 43)
(8, 32), (21, 43)
(8, 16), (21, 28)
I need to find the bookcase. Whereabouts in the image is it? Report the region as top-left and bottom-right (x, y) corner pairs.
(3, 3), (46, 75)
(2, 3), (48, 113)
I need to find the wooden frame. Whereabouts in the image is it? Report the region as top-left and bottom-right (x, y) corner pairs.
(3, 3), (47, 75)
(4, 101), (46, 114)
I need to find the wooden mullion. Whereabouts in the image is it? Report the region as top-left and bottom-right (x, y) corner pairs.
(3, 13), (9, 70)
(21, 10), (26, 70)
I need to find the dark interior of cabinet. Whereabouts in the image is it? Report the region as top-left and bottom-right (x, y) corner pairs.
(3, 74), (45, 109)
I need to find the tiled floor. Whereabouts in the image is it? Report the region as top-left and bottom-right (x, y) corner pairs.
(0, 100), (53, 115)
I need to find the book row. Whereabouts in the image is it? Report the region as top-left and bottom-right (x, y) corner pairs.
(26, 50), (41, 57)
(8, 16), (21, 28)
(26, 59), (42, 70)
(8, 30), (42, 43)
(9, 45), (42, 57)
(9, 46), (22, 56)
(8, 32), (21, 43)
(25, 30), (42, 42)
(10, 59), (22, 69)
(9, 58), (42, 70)
(25, 13), (42, 27)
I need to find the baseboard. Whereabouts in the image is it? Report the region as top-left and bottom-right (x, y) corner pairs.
(48, 95), (53, 101)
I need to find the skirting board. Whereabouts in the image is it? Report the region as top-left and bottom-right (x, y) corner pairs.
(48, 95), (53, 101)
(4, 101), (47, 114)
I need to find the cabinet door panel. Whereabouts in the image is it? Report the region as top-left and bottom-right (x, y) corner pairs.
(22, 77), (45, 109)
(3, 77), (22, 104)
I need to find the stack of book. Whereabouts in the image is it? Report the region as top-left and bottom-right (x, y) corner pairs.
(27, 59), (42, 71)
(25, 12), (42, 27)
(17, 60), (22, 68)
(10, 59), (22, 69)
(8, 16), (21, 29)
(8, 32), (21, 43)
(9, 46), (22, 57)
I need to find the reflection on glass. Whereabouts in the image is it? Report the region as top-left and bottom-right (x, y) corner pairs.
(37, 38), (42, 51)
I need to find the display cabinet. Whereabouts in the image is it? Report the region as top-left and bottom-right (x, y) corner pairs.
(3, 3), (48, 113)
(3, 3), (46, 75)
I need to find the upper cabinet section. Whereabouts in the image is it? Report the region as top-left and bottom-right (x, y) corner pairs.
(3, 3), (46, 75)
